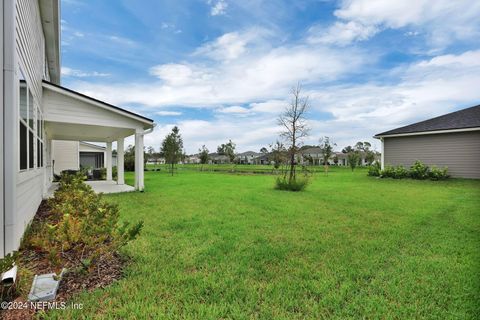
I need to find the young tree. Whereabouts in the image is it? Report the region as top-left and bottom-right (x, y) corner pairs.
(347, 151), (361, 171)
(160, 126), (184, 176)
(270, 140), (286, 170)
(319, 136), (336, 175)
(217, 140), (236, 163)
(198, 145), (209, 170)
(277, 83), (310, 184)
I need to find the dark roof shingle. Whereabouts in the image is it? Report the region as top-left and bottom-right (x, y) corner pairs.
(375, 105), (480, 137)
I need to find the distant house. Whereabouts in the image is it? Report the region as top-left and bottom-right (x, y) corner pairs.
(374, 105), (480, 179)
(299, 148), (373, 166)
(236, 151), (262, 164)
(184, 154), (201, 164)
(147, 157), (165, 165)
(208, 153), (230, 164)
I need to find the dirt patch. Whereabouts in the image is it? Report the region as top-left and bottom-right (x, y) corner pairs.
(1, 201), (127, 319)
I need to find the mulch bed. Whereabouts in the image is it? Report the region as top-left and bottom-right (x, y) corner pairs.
(1, 201), (127, 320)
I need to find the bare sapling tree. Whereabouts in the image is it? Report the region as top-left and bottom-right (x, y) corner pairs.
(278, 83), (310, 184)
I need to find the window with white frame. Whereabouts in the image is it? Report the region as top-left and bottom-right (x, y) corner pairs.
(19, 67), (44, 171)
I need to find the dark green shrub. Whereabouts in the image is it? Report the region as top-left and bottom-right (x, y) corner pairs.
(429, 166), (449, 180)
(410, 160), (429, 180)
(393, 165), (409, 179)
(367, 162), (381, 176)
(275, 176), (309, 191)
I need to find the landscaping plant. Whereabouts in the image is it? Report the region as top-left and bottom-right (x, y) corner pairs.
(25, 172), (143, 269)
(409, 160), (430, 180)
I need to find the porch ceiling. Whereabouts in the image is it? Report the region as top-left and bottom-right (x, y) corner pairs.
(45, 121), (135, 142)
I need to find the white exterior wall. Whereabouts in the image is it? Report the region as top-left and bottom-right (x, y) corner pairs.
(3, 0), (49, 253)
(52, 140), (80, 174)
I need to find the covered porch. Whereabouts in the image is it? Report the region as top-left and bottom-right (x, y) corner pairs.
(42, 81), (155, 193)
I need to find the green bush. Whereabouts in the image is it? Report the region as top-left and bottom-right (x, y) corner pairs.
(26, 173), (143, 268)
(367, 162), (381, 176)
(374, 161), (449, 181)
(393, 165), (409, 179)
(428, 166), (449, 180)
(380, 165), (395, 178)
(410, 160), (429, 180)
(275, 176), (309, 191)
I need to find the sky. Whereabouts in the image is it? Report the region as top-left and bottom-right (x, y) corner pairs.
(60, 0), (480, 154)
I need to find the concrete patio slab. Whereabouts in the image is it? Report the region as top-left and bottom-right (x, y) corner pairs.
(46, 180), (135, 198)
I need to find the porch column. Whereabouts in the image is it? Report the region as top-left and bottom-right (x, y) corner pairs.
(106, 142), (113, 181)
(117, 138), (124, 185)
(135, 129), (144, 191)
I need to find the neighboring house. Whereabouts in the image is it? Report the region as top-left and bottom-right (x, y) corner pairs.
(300, 147), (322, 165)
(52, 141), (117, 174)
(208, 153), (229, 164)
(184, 154), (201, 164)
(254, 154), (271, 165)
(299, 148), (375, 166)
(236, 151), (262, 164)
(0, 0), (154, 257)
(147, 158), (165, 165)
(374, 105), (480, 179)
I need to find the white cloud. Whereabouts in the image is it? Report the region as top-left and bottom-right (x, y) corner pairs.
(308, 21), (377, 45)
(72, 29), (367, 108)
(194, 28), (271, 61)
(108, 35), (137, 47)
(330, 0), (480, 48)
(249, 100), (286, 113)
(156, 111), (182, 116)
(209, 0), (228, 16)
(61, 67), (110, 78)
(217, 106), (250, 114)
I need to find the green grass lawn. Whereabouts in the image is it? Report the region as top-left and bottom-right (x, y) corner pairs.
(49, 168), (480, 319)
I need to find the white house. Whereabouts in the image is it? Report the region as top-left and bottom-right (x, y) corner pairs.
(52, 141), (117, 175)
(0, 0), (155, 257)
(236, 151), (262, 164)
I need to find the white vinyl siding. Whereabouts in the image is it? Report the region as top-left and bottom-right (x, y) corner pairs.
(5, 0), (48, 252)
(52, 140), (80, 175)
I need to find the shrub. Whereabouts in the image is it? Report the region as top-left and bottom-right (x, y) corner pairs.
(429, 166), (449, 180)
(410, 160), (429, 180)
(275, 176), (309, 191)
(380, 165), (395, 178)
(374, 161), (449, 181)
(26, 173), (143, 268)
(367, 162), (381, 176)
(393, 165), (409, 179)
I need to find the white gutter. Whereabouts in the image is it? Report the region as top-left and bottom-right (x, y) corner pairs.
(374, 127), (480, 139)
(143, 123), (156, 135)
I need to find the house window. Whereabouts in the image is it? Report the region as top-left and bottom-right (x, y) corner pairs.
(18, 67), (43, 171)
(37, 111), (44, 167)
